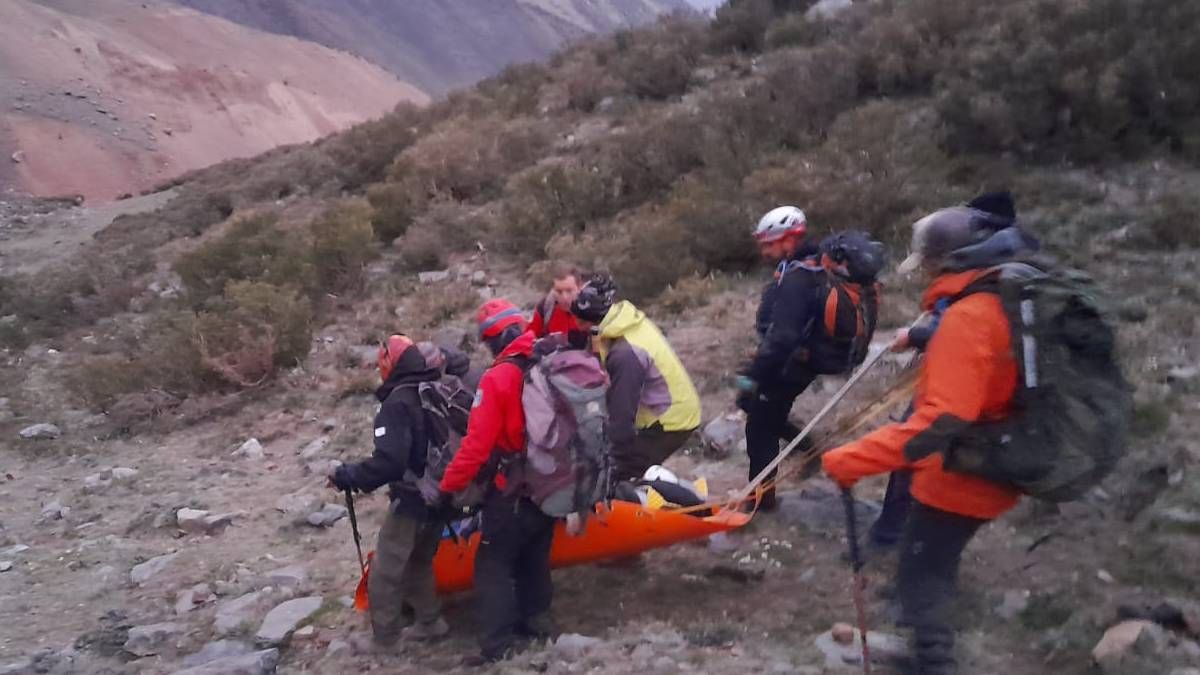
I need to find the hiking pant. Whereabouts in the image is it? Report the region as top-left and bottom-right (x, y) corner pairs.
(744, 376), (815, 485)
(475, 492), (555, 660)
(897, 502), (986, 675)
(613, 423), (696, 481)
(367, 509), (443, 643)
(869, 470), (914, 546)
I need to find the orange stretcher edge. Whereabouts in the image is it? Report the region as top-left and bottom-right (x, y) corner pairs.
(354, 500), (750, 608)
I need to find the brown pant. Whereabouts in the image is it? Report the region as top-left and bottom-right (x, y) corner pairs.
(613, 424), (696, 481)
(367, 509), (443, 643)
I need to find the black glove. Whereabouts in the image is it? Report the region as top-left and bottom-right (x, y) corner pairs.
(736, 389), (758, 414)
(328, 464), (356, 492)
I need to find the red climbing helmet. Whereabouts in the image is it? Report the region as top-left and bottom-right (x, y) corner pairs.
(377, 334), (415, 382)
(476, 299), (527, 339)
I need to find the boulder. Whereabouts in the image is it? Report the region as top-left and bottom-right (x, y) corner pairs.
(175, 584), (214, 615)
(305, 504), (348, 528)
(233, 439), (265, 460)
(274, 493), (322, 524)
(112, 467), (139, 483)
(700, 413), (746, 457)
(777, 482), (880, 534)
(176, 509), (236, 535)
(83, 471), (113, 494)
(171, 649), (278, 675)
(254, 596), (323, 646)
(0, 562), (12, 573)
(1092, 620), (1164, 671)
(553, 633), (604, 660)
(130, 552), (178, 585)
(180, 640), (253, 668)
(214, 591), (265, 636)
(19, 423), (60, 440)
(261, 565), (307, 589)
(40, 501), (69, 521)
(124, 622), (184, 657)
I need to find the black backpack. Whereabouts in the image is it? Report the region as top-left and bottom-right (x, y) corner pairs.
(403, 376), (485, 508)
(935, 261), (1132, 501)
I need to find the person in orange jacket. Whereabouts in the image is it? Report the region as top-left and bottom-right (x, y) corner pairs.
(822, 200), (1039, 675)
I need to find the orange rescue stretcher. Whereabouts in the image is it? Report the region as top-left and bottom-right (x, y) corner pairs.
(355, 499), (750, 608)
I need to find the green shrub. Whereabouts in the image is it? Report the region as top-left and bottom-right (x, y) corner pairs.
(310, 199), (378, 293)
(708, 0), (774, 54)
(1138, 192), (1200, 249)
(321, 102), (423, 190)
(495, 160), (612, 257)
(174, 213), (313, 304)
(366, 178), (426, 242)
(405, 282), (480, 330)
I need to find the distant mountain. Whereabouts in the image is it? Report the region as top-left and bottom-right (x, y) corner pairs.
(171, 0), (695, 95)
(0, 0), (425, 201)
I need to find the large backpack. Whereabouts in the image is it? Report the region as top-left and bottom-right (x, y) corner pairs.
(938, 261), (1132, 501)
(405, 376), (484, 508)
(512, 346), (612, 518)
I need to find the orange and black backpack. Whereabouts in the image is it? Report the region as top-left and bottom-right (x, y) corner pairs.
(792, 231), (886, 375)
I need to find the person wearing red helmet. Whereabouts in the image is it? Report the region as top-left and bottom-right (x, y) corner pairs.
(437, 299), (556, 664)
(327, 334), (455, 648)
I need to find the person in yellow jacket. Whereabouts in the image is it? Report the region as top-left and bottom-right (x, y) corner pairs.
(569, 274), (701, 481)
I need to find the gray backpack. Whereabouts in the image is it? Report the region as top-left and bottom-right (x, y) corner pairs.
(935, 261), (1133, 501)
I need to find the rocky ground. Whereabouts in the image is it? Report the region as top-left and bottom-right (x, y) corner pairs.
(1, 173), (1199, 674)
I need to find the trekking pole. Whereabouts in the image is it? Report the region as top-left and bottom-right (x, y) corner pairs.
(343, 488), (366, 573)
(841, 488), (872, 675)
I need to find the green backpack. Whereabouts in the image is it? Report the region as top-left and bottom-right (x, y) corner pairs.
(939, 260), (1133, 502)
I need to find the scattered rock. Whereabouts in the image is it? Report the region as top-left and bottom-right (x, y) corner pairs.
(777, 482), (880, 534)
(325, 639), (351, 657)
(172, 648), (278, 675)
(298, 437), (328, 460)
(233, 438), (265, 459)
(130, 552), (178, 585)
(995, 589), (1031, 620)
(175, 583), (214, 615)
(417, 269), (451, 284)
(0, 561), (12, 573)
(176, 508), (236, 535)
(215, 591), (265, 636)
(470, 270), (488, 286)
(40, 501), (68, 521)
(10, 151), (24, 164)
(19, 423), (60, 440)
(293, 625), (316, 640)
(1155, 506), (1200, 529)
(553, 633), (604, 660)
(83, 471), (112, 494)
(1167, 366), (1199, 382)
(305, 504), (347, 528)
(261, 564), (307, 589)
(1092, 620), (1164, 671)
(700, 413), (746, 457)
(181, 640), (253, 668)
(255, 596), (323, 647)
(814, 627), (908, 668)
(124, 621), (184, 657)
(112, 467), (139, 483)
(319, 418), (338, 432)
(274, 492), (322, 524)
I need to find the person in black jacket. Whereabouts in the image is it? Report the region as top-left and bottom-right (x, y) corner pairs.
(328, 335), (471, 648)
(737, 206), (823, 511)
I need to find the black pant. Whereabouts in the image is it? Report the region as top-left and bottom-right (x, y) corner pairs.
(869, 470), (914, 546)
(897, 502), (986, 675)
(744, 377), (815, 484)
(474, 492), (555, 660)
(612, 424), (695, 481)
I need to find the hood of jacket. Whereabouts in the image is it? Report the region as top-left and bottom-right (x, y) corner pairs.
(596, 301), (645, 339)
(375, 345), (441, 402)
(493, 329), (537, 364)
(942, 226), (1040, 273)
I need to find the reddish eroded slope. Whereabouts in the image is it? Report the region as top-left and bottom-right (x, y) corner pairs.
(0, 0), (427, 202)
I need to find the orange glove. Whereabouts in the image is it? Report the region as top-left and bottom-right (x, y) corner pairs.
(821, 448), (859, 489)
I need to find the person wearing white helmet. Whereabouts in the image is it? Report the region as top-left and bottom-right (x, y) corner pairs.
(736, 205), (823, 511)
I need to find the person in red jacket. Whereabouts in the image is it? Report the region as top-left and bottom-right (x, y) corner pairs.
(437, 299), (555, 664)
(528, 263), (589, 349)
(822, 202), (1038, 675)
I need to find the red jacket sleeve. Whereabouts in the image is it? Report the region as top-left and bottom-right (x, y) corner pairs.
(529, 300), (548, 337)
(822, 296), (1008, 487)
(439, 364), (512, 493)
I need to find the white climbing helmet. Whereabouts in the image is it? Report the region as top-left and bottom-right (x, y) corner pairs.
(752, 206), (807, 243)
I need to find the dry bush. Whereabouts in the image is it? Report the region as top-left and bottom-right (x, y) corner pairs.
(560, 53), (625, 112)
(310, 198), (378, 293)
(707, 0), (774, 54)
(660, 173), (757, 272)
(320, 102), (424, 190)
(174, 213), (313, 304)
(396, 201), (486, 271)
(606, 14), (707, 101)
(765, 12), (825, 49)
(474, 62), (552, 118)
(1132, 192), (1200, 250)
(494, 159), (613, 257)
(654, 274), (734, 315)
(745, 100), (953, 245)
(597, 112), (706, 208)
(405, 282), (480, 330)
(366, 178), (426, 242)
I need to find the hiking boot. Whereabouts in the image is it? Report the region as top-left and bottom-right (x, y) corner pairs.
(401, 617), (449, 641)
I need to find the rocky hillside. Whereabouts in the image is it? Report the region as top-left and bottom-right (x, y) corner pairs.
(0, 0), (425, 201)
(172, 0), (694, 95)
(1, 1), (1198, 673)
